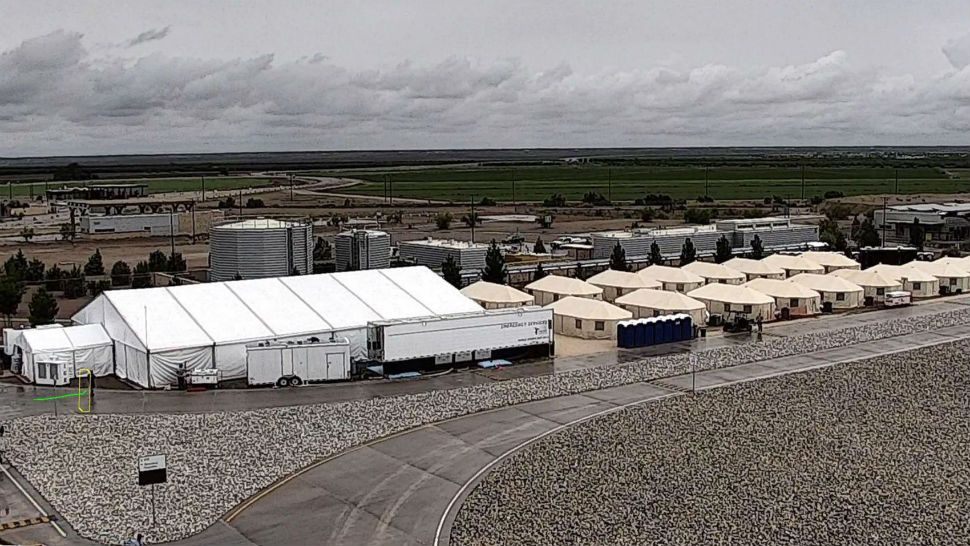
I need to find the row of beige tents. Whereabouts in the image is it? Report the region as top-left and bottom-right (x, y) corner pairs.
(460, 252), (970, 341)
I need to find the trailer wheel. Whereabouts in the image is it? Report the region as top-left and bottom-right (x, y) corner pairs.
(289, 376), (303, 387)
(276, 377), (289, 388)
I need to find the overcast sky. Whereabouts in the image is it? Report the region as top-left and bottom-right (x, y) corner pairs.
(1, 0), (969, 156)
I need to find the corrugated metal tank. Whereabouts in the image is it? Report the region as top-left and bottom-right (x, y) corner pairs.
(210, 219), (313, 281)
(335, 229), (391, 271)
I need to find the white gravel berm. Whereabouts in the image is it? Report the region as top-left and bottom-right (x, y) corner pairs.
(7, 307), (970, 543)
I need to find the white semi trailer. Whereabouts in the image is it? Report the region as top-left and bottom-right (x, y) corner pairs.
(367, 307), (553, 364)
(246, 337), (351, 387)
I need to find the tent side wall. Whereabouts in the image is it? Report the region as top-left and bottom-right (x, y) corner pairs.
(818, 290), (863, 309)
(904, 279), (938, 298)
(937, 275), (970, 294)
(695, 298), (775, 322)
(552, 314), (619, 340)
(770, 295), (821, 316)
(660, 281), (703, 293)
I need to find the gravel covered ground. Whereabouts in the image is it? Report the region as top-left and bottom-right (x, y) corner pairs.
(7, 307), (970, 543)
(452, 339), (970, 546)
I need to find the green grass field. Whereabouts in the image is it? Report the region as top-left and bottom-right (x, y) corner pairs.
(313, 166), (968, 202)
(1, 177), (275, 199)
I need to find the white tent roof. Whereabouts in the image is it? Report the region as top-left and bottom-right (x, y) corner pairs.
(931, 257), (969, 268)
(828, 269), (902, 288)
(789, 273), (864, 294)
(742, 278), (821, 299)
(18, 324), (111, 353)
(460, 281), (534, 304)
(73, 266), (483, 352)
(545, 296), (632, 321)
(525, 275), (603, 297)
(799, 251), (860, 269)
(866, 263), (937, 283)
(682, 261), (746, 282)
(587, 269), (660, 290)
(638, 265), (704, 284)
(687, 283), (775, 306)
(762, 254), (826, 274)
(723, 257), (786, 277)
(615, 289), (706, 311)
(908, 260), (970, 278)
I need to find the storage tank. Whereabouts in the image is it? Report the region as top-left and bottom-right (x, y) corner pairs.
(335, 229), (391, 271)
(209, 218), (313, 281)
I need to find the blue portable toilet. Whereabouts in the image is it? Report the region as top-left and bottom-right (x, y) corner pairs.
(682, 315), (694, 339)
(634, 320), (647, 347)
(617, 321), (633, 348)
(672, 316), (683, 342)
(644, 318), (655, 346)
(663, 317), (674, 343)
(654, 317), (667, 343)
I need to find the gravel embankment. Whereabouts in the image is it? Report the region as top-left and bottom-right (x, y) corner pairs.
(452, 339), (970, 546)
(7, 307), (970, 543)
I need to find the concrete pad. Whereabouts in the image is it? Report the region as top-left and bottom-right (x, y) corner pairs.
(433, 409), (560, 457)
(368, 426), (496, 485)
(583, 382), (673, 405)
(515, 394), (618, 425)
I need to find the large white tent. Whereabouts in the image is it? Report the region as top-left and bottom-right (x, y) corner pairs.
(799, 251), (861, 273)
(742, 278), (821, 317)
(866, 263), (939, 298)
(682, 261), (746, 285)
(614, 289), (707, 324)
(687, 284), (776, 322)
(545, 296), (632, 339)
(524, 275), (603, 305)
(586, 269), (660, 302)
(637, 265), (704, 293)
(789, 273), (864, 310)
(460, 281), (534, 308)
(829, 269), (903, 303)
(762, 254), (825, 277)
(73, 266), (483, 388)
(7, 324), (112, 385)
(908, 260), (970, 294)
(723, 257), (786, 281)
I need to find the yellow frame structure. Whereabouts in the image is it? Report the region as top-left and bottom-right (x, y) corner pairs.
(77, 367), (92, 413)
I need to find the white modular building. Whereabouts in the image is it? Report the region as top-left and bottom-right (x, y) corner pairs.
(398, 238), (488, 271)
(73, 266), (484, 388)
(4, 324), (113, 385)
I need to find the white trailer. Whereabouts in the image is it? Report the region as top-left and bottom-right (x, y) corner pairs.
(246, 337), (351, 387)
(368, 307), (553, 363)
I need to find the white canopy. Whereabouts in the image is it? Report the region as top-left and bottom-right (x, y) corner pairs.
(909, 260), (970, 278)
(637, 265), (704, 285)
(587, 269), (659, 290)
(73, 266), (483, 387)
(762, 254), (825, 275)
(687, 283), (775, 306)
(13, 324), (113, 377)
(525, 275), (603, 297)
(866, 263), (937, 283)
(461, 281), (534, 305)
(545, 296), (632, 320)
(682, 261), (746, 283)
(799, 251), (861, 270)
(742, 278), (821, 300)
(615, 289), (706, 311)
(829, 269), (902, 289)
(723, 257), (786, 278)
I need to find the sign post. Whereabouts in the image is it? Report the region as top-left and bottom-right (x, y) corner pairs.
(138, 455), (167, 527)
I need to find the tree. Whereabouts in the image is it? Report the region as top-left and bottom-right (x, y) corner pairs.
(480, 240), (508, 284)
(167, 252), (187, 272)
(461, 211), (480, 228)
(20, 227), (34, 243)
(25, 258), (45, 282)
(640, 208), (655, 222)
(649, 241), (664, 265)
(63, 266), (87, 299)
(609, 243), (628, 271)
(818, 219), (848, 252)
(715, 235), (732, 263)
(533, 237), (547, 254)
(574, 262), (587, 280)
(313, 238), (332, 261)
(110, 260), (131, 286)
(4, 250), (28, 280)
(680, 238), (697, 265)
(683, 208), (712, 225)
(543, 193), (567, 207)
(441, 255), (462, 288)
(434, 212), (453, 230)
(131, 261), (153, 289)
(0, 277), (25, 327)
(43, 264), (64, 292)
(854, 218), (881, 248)
(59, 223), (76, 242)
(28, 287), (58, 326)
(533, 262), (548, 281)
(233, 272), (243, 281)
(84, 249), (105, 276)
(750, 234), (765, 259)
(148, 250), (168, 272)
(909, 218), (925, 250)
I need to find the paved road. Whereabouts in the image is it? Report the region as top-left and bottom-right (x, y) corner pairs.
(191, 323), (970, 546)
(3, 297), (966, 421)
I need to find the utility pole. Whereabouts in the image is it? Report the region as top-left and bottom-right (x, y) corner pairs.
(201, 175), (206, 202)
(289, 174), (294, 201)
(881, 196), (888, 246)
(389, 175), (393, 206)
(169, 208), (176, 257)
(511, 169), (516, 211)
(608, 168), (613, 202)
(383, 174), (389, 204)
(800, 165), (806, 200)
(238, 190), (243, 217)
(470, 196), (476, 243)
(894, 168), (899, 194)
(705, 166), (709, 198)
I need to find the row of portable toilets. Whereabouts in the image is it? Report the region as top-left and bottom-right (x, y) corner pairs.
(616, 313), (694, 348)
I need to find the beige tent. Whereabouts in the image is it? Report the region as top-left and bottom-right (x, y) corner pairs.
(682, 261), (746, 285)
(723, 257), (787, 281)
(460, 281), (534, 309)
(907, 260), (970, 295)
(545, 296), (632, 340)
(762, 254), (826, 277)
(828, 269), (902, 304)
(742, 278), (821, 317)
(687, 283), (776, 322)
(587, 269), (661, 302)
(799, 251), (861, 273)
(789, 273), (864, 310)
(614, 289), (708, 325)
(525, 275), (603, 305)
(637, 265), (704, 293)
(866, 264), (939, 298)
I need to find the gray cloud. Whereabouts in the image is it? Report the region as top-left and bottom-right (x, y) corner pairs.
(1, 30), (969, 156)
(943, 32), (970, 69)
(126, 26), (171, 48)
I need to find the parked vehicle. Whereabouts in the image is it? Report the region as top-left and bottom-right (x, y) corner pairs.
(884, 291), (912, 307)
(247, 337), (350, 387)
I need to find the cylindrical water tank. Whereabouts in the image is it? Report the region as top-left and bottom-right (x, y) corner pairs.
(209, 218), (313, 281)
